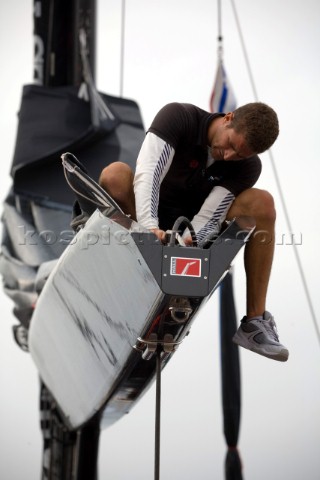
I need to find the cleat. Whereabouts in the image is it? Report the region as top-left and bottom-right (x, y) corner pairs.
(232, 311), (289, 362)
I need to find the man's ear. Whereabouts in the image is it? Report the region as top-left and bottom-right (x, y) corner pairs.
(223, 112), (235, 124)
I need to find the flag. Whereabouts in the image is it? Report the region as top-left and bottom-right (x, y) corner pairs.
(209, 59), (236, 113)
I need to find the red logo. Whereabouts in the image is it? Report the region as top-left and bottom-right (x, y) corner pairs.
(170, 257), (201, 277)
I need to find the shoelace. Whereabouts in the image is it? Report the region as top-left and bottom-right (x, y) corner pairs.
(259, 317), (279, 342)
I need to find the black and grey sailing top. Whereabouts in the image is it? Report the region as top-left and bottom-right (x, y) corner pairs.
(133, 102), (262, 244)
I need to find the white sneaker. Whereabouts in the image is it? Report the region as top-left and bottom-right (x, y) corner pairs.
(232, 311), (289, 362)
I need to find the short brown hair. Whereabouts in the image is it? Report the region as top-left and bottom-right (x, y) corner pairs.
(229, 102), (279, 154)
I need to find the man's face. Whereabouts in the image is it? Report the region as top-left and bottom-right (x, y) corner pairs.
(210, 113), (255, 161)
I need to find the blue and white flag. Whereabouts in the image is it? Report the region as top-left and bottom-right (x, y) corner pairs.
(209, 59), (236, 113)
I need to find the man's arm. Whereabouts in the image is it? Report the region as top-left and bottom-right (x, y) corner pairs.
(185, 186), (235, 246)
(134, 132), (175, 231)
(134, 132), (235, 245)
(187, 154), (262, 246)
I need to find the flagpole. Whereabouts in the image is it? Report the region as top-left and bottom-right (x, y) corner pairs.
(217, 0), (223, 61)
(209, 0), (236, 113)
(215, 3), (243, 479)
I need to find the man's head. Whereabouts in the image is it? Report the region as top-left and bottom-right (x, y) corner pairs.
(229, 102), (279, 154)
(209, 102), (279, 161)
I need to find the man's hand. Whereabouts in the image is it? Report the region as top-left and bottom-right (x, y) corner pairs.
(151, 229), (195, 246)
(150, 228), (167, 244)
(183, 235), (193, 246)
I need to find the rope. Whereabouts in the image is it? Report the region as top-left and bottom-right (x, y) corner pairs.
(229, 0), (259, 101)
(268, 148), (320, 345)
(154, 348), (162, 480)
(217, 0), (223, 59)
(168, 216), (198, 247)
(120, 0), (126, 97)
(229, 0), (320, 347)
(79, 29), (115, 121)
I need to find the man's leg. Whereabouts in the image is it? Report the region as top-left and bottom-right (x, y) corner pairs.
(226, 188), (276, 318)
(99, 162), (136, 220)
(227, 188), (288, 361)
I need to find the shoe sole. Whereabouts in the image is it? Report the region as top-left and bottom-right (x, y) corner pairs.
(232, 333), (289, 362)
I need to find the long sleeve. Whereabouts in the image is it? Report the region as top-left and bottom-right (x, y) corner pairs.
(189, 186), (235, 246)
(133, 132), (175, 230)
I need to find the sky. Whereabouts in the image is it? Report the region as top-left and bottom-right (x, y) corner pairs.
(0, 0), (320, 479)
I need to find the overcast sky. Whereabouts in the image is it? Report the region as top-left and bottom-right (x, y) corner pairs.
(1, 1), (320, 479)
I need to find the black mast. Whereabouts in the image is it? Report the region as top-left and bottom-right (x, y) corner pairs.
(2, 0), (146, 476)
(33, 2), (101, 478)
(33, 0), (96, 87)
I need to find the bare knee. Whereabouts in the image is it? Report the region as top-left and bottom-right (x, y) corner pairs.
(254, 189), (276, 222)
(99, 162), (134, 203)
(99, 162), (133, 188)
(228, 188), (276, 223)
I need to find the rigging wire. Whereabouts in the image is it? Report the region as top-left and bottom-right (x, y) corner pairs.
(229, 0), (320, 346)
(79, 29), (115, 121)
(154, 349), (162, 480)
(217, 0), (223, 59)
(120, 0), (126, 97)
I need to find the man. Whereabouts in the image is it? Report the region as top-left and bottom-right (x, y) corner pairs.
(99, 101), (289, 362)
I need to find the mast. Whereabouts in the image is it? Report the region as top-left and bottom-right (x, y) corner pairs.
(33, 0), (96, 87)
(32, 2), (101, 479)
